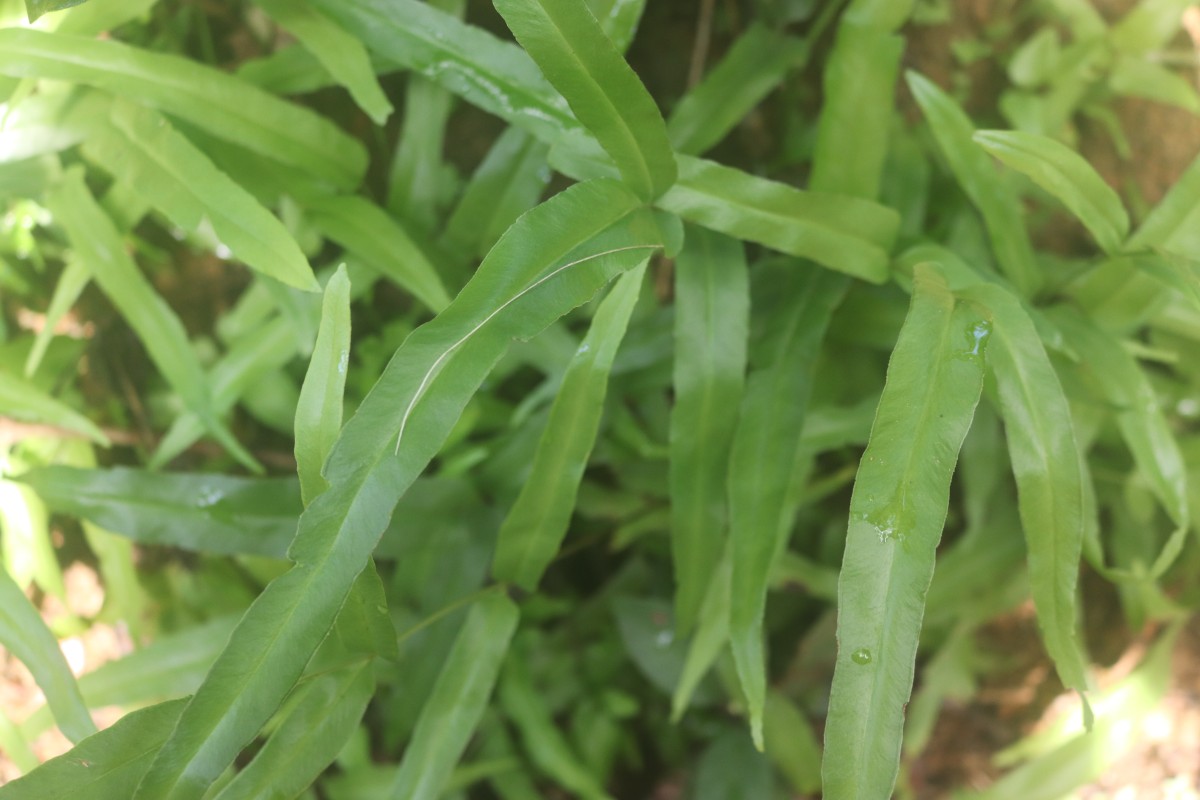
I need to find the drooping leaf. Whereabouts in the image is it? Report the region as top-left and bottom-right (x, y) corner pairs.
(18, 467), (301, 558)
(80, 99), (319, 292)
(253, 0), (392, 124)
(25, 257), (89, 379)
(668, 227), (748, 633)
(212, 663), (375, 800)
(131, 180), (669, 800)
(957, 281), (1089, 693)
(657, 157), (898, 283)
(906, 71), (1042, 296)
(729, 265), (847, 748)
(822, 264), (988, 800)
(44, 168), (258, 471)
(493, 0), (676, 200)
(492, 262), (646, 589)
(389, 593), (518, 800)
(295, 266), (352, 506)
(670, 550), (731, 720)
(0, 28), (366, 190)
(974, 129), (1130, 255)
(0, 699), (186, 800)
(0, 565), (95, 744)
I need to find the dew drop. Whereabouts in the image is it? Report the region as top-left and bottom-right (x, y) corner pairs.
(851, 648), (872, 665)
(964, 320), (991, 357)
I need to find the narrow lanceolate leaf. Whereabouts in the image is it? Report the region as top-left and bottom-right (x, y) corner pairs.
(669, 228), (749, 634)
(957, 281), (1089, 693)
(389, 593), (519, 800)
(45, 168), (258, 472)
(296, 266), (352, 507)
(658, 157), (899, 283)
(0, 368), (108, 446)
(906, 72), (1041, 296)
(671, 549), (731, 720)
(0, 566), (95, 743)
(493, 0), (676, 200)
(253, 0), (392, 124)
(310, 0), (576, 145)
(808, 22), (905, 199)
(730, 265), (847, 749)
(23, 0), (86, 23)
(132, 180), (668, 800)
(81, 100), (318, 292)
(18, 467), (301, 559)
(822, 264), (988, 800)
(974, 130), (1130, 255)
(0, 699), (185, 800)
(25, 257), (89, 379)
(1051, 308), (1190, 577)
(306, 195), (451, 313)
(492, 263), (646, 589)
(666, 25), (806, 156)
(213, 663), (374, 800)
(1126, 149), (1200, 252)
(0, 28), (366, 190)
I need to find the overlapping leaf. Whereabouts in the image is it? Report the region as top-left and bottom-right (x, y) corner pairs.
(668, 227), (748, 632)
(131, 180), (670, 799)
(493, 262), (646, 589)
(0, 28), (365, 189)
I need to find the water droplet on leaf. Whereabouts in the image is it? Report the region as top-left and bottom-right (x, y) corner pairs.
(851, 648), (872, 665)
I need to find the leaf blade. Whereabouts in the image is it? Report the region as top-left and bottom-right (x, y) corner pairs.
(822, 264), (988, 800)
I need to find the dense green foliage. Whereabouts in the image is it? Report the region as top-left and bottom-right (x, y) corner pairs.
(0, 0), (1199, 797)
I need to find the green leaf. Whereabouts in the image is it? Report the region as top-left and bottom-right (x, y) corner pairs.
(808, 22), (905, 199)
(1126, 149), (1200, 253)
(492, 263), (646, 589)
(296, 266), (352, 507)
(213, 663), (375, 800)
(0, 28), (366, 190)
(131, 180), (668, 800)
(0, 699), (186, 799)
(441, 128), (551, 263)
(53, 0), (156, 37)
(822, 264), (988, 800)
(17, 467), (301, 558)
(80, 99), (318, 293)
(729, 265), (847, 748)
(310, 0), (577, 145)
(906, 71), (1042, 296)
(493, 0), (676, 200)
(657, 157), (898, 283)
(25, 257), (89, 379)
(150, 315), (303, 469)
(668, 227), (748, 633)
(956, 281), (1089, 693)
(23, 0), (87, 23)
(0, 367), (108, 445)
(306, 195), (451, 313)
(974, 129), (1130, 255)
(44, 168), (258, 472)
(666, 24), (807, 156)
(389, 593), (518, 800)
(499, 640), (613, 800)
(253, 0), (392, 124)
(0, 566), (95, 743)
(1051, 308), (1190, 577)
(670, 551), (730, 720)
